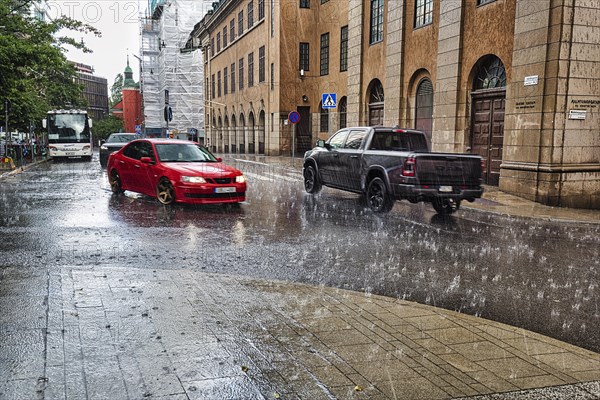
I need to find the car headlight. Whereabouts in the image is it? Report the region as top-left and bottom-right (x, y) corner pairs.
(235, 174), (246, 183)
(181, 176), (207, 183)
(100, 145), (108, 150)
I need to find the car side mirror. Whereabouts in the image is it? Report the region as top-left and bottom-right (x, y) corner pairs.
(216, 157), (223, 162)
(316, 139), (326, 148)
(140, 157), (154, 164)
(100, 139), (106, 145)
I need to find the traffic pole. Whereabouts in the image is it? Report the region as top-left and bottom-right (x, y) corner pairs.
(292, 123), (295, 160)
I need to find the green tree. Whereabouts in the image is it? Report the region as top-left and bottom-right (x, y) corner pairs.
(110, 73), (124, 107)
(93, 115), (123, 141)
(0, 0), (101, 132)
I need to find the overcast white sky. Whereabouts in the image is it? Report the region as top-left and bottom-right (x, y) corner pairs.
(48, 0), (145, 87)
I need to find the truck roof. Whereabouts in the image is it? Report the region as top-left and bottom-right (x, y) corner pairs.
(344, 126), (425, 134)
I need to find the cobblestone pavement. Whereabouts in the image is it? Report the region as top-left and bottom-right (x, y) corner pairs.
(1, 265), (599, 399)
(2, 155), (600, 399)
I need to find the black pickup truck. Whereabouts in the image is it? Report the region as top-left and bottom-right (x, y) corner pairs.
(302, 127), (484, 214)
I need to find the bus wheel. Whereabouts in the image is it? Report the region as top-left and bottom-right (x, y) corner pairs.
(109, 170), (124, 194)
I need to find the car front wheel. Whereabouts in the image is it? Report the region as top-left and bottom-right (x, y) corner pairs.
(366, 177), (394, 213)
(156, 178), (175, 205)
(303, 165), (322, 194)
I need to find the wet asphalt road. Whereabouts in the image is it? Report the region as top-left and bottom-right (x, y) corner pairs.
(1, 156), (599, 353)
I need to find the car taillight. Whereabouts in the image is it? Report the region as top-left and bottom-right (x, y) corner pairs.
(402, 156), (416, 177)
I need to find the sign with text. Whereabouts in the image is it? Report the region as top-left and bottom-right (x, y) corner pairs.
(568, 110), (587, 120)
(524, 75), (539, 86)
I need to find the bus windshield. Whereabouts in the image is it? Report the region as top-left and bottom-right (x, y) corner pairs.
(47, 114), (90, 144)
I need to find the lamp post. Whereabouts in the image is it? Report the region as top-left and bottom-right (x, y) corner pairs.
(4, 100), (9, 156)
(131, 53), (144, 135)
(204, 100), (226, 151)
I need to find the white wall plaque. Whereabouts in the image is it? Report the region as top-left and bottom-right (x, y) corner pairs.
(568, 110), (587, 120)
(524, 75), (539, 86)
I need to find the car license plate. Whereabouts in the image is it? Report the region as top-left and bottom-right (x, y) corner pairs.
(215, 187), (236, 193)
(65, 152), (74, 156)
(439, 186), (453, 193)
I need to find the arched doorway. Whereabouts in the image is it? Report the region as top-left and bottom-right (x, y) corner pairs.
(231, 114), (237, 153)
(238, 113), (246, 154)
(223, 115), (230, 153)
(367, 79), (384, 126)
(338, 96), (347, 129)
(211, 116), (217, 152)
(248, 112), (256, 154)
(415, 78), (433, 145)
(470, 55), (507, 186)
(217, 116), (223, 153)
(258, 111), (265, 154)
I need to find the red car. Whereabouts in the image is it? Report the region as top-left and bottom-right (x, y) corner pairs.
(107, 139), (246, 205)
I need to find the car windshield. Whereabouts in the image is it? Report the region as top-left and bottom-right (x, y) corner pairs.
(107, 134), (136, 143)
(155, 143), (217, 162)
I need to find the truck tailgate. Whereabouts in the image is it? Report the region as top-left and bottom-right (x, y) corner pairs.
(414, 154), (482, 186)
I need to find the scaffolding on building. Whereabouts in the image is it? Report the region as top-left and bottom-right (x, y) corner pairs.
(140, 0), (205, 139)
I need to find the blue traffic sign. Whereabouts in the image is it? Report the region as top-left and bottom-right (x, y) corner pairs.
(322, 93), (337, 109)
(288, 111), (301, 125)
(135, 125), (142, 135)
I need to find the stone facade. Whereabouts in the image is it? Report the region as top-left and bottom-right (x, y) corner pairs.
(191, 0), (348, 156)
(191, 0), (600, 209)
(501, 0), (600, 208)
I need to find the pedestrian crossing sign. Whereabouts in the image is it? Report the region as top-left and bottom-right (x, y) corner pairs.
(322, 93), (337, 109)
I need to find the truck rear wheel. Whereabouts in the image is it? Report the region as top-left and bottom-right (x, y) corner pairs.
(303, 165), (322, 194)
(432, 199), (460, 215)
(366, 177), (394, 213)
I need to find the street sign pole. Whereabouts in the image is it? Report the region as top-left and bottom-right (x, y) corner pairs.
(287, 111), (301, 160)
(292, 123), (295, 159)
(4, 100), (9, 155)
(328, 110), (331, 138)
(322, 93), (337, 138)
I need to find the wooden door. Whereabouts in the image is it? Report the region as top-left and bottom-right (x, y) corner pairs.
(296, 106), (312, 153)
(471, 91), (505, 185)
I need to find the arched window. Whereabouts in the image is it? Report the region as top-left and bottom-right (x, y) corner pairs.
(231, 115), (237, 153)
(474, 56), (506, 90)
(319, 101), (329, 133)
(217, 116), (223, 152)
(224, 115), (230, 153)
(368, 79), (384, 126)
(415, 78), (433, 140)
(258, 110), (266, 154)
(248, 112), (256, 153)
(238, 113), (246, 154)
(338, 96), (347, 129)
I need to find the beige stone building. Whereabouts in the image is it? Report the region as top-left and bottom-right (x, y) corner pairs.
(189, 0), (600, 209)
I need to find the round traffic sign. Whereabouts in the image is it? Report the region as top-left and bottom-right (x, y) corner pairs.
(288, 111), (301, 125)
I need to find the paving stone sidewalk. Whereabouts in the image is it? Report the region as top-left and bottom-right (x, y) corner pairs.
(1, 266), (599, 399)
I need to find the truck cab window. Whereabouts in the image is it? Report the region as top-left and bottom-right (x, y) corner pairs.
(326, 130), (348, 149)
(344, 130), (366, 149)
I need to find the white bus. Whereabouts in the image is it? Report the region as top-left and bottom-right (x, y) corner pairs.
(43, 109), (93, 161)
